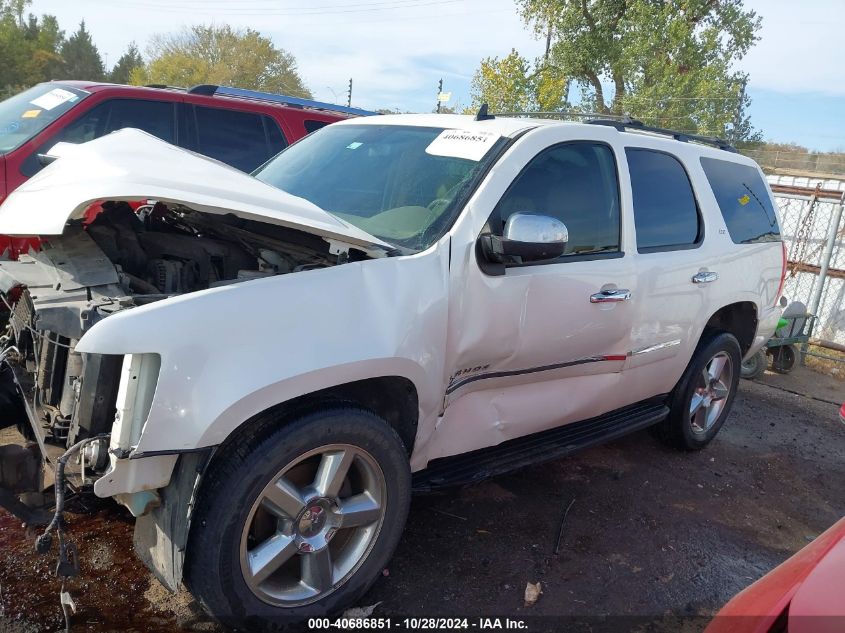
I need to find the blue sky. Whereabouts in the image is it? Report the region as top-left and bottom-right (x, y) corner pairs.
(31, 0), (845, 152)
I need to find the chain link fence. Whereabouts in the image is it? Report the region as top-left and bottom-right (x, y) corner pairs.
(768, 175), (845, 350)
(745, 149), (845, 177)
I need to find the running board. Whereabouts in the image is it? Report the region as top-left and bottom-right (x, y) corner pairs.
(412, 396), (669, 492)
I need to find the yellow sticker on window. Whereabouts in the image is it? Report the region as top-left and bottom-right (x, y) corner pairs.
(738, 194), (750, 206)
(22, 109), (41, 118)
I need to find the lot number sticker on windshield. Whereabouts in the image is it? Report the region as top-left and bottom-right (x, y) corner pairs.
(426, 129), (500, 161)
(29, 88), (77, 111)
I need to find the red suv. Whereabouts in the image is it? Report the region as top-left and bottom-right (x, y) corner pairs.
(0, 81), (373, 257)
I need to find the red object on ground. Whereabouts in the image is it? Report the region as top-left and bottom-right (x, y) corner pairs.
(839, 402), (844, 424)
(705, 516), (845, 633)
(0, 81), (357, 258)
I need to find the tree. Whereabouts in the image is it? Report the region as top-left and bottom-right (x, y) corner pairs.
(511, 0), (762, 141)
(134, 25), (311, 97)
(61, 20), (105, 81)
(109, 42), (143, 84)
(1, 0), (28, 27)
(0, 2), (66, 94)
(469, 48), (568, 113)
(0, 9), (33, 92)
(28, 14), (65, 81)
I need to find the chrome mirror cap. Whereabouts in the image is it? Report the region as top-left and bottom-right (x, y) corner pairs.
(503, 212), (569, 245)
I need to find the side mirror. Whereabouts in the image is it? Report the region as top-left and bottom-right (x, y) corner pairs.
(36, 153), (59, 167)
(479, 212), (569, 265)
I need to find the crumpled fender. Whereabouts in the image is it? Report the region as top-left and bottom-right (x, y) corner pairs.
(75, 243), (450, 456)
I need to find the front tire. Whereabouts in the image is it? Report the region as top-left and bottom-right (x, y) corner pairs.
(185, 407), (411, 631)
(657, 332), (742, 450)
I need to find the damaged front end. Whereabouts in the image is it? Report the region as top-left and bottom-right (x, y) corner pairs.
(0, 200), (372, 518)
(0, 129), (391, 590)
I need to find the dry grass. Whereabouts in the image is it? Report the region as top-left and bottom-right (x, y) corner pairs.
(804, 343), (845, 380)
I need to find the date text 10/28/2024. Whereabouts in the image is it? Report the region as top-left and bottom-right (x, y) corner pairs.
(308, 618), (529, 630)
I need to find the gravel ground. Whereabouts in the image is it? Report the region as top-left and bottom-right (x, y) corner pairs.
(1, 367), (842, 632)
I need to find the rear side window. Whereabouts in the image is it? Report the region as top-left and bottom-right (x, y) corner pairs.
(700, 157), (781, 244)
(194, 106), (287, 172)
(627, 149), (701, 252)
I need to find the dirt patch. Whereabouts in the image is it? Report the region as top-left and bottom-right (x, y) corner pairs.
(0, 500), (193, 632)
(758, 362), (844, 404)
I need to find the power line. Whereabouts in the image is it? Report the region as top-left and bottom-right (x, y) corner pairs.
(107, 0), (437, 5)
(102, 0), (468, 15)
(622, 95), (742, 101)
(108, 0), (439, 5)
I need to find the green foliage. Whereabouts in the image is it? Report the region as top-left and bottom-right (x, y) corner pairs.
(135, 24), (311, 97)
(61, 20), (105, 81)
(109, 42), (143, 84)
(491, 0), (764, 141)
(32, 15), (66, 80)
(0, 1), (65, 96)
(469, 48), (568, 113)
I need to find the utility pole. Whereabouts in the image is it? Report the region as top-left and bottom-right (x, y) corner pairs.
(436, 78), (443, 113)
(347, 78), (352, 107)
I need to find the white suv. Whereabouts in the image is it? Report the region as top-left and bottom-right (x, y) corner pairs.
(0, 113), (784, 628)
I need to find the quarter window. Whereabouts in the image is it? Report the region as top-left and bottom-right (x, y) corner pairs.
(193, 106), (287, 172)
(304, 120), (330, 134)
(627, 149), (701, 251)
(493, 142), (620, 257)
(700, 157), (781, 244)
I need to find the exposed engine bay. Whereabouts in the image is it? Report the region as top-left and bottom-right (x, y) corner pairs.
(0, 201), (369, 518)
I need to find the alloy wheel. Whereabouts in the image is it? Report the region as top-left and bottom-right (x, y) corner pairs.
(689, 351), (733, 434)
(239, 444), (386, 606)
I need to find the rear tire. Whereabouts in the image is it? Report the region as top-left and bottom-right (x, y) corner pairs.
(656, 332), (742, 450)
(185, 407), (411, 631)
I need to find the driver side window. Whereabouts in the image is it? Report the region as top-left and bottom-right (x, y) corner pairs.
(493, 142), (621, 257)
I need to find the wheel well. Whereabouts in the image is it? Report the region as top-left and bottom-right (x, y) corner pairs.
(220, 376), (420, 456)
(704, 302), (757, 354)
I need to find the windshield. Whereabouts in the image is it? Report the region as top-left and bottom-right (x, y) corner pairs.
(0, 84), (89, 155)
(254, 124), (505, 252)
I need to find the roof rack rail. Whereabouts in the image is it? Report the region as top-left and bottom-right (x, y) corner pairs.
(144, 84), (184, 90)
(186, 84), (378, 117)
(587, 116), (736, 152)
(494, 110), (625, 120)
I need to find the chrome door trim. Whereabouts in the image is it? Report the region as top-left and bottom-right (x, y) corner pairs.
(445, 354), (626, 395)
(630, 339), (682, 356)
